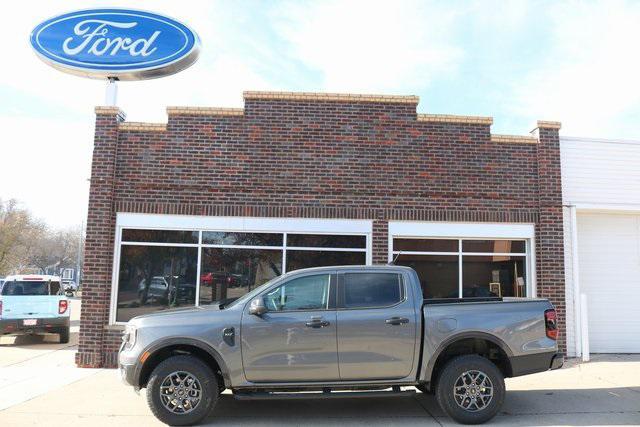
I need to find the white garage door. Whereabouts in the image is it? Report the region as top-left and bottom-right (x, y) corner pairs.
(578, 213), (640, 353)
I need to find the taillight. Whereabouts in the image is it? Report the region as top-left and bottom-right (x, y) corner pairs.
(544, 309), (558, 340)
(58, 300), (68, 315)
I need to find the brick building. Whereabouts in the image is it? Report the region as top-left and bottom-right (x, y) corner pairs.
(76, 91), (565, 368)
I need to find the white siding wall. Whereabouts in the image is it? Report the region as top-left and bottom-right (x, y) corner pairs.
(561, 136), (640, 356)
(561, 137), (640, 207)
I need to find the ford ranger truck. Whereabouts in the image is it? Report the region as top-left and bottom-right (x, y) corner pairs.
(0, 275), (71, 343)
(118, 265), (563, 425)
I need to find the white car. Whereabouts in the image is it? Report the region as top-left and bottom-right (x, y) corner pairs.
(62, 279), (78, 295)
(0, 275), (71, 343)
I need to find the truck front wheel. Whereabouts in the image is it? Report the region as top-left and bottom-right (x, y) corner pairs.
(146, 355), (218, 426)
(435, 355), (505, 424)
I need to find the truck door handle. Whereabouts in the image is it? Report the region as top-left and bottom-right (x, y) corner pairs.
(305, 319), (330, 328)
(385, 317), (409, 325)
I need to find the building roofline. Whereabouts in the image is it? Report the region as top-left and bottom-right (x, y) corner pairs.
(418, 113), (493, 125)
(491, 134), (538, 144)
(243, 90), (419, 104)
(118, 122), (167, 132)
(167, 106), (244, 116)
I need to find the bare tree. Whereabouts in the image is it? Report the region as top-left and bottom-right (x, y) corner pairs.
(0, 199), (46, 276)
(29, 228), (81, 274)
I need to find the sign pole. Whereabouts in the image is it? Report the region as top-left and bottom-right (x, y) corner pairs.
(105, 77), (118, 106)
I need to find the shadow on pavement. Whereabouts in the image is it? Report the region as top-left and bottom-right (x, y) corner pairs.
(194, 385), (640, 426)
(0, 331), (78, 347)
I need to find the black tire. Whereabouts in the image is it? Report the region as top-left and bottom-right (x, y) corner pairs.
(59, 327), (70, 344)
(435, 355), (505, 424)
(146, 355), (218, 426)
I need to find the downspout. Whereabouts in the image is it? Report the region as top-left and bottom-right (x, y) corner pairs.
(569, 205), (582, 357)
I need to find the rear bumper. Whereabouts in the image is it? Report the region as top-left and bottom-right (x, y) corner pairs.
(0, 316), (69, 335)
(550, 353), (564, 370)
(510, 351), (563, 377)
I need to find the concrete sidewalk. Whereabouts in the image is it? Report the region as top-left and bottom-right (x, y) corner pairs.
(1, 353), (639, 425)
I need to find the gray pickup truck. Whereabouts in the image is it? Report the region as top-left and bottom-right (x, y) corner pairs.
(118, 265), (562, 425)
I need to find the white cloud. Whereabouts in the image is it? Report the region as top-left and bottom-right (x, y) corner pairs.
(511, 1), (640, 138)
(272, 0), (464, 94)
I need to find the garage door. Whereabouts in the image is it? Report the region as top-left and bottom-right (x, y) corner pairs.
(578, 213), (640, 353)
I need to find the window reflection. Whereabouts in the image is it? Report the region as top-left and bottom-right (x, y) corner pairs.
(264, 274), (331, 311)
(287, 234), (366, 249)
(286, 250), (366, 272)
(202, 232), (283, 246)
(199, 248), (282, 305)
(116, 246), (197, 322)
(121, 229), (199, 244)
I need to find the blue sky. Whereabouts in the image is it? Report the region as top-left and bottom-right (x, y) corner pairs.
(2, 0), (640, 227)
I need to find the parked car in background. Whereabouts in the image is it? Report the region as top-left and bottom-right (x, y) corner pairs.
(119, 265), (562, 425)
(62, 279), (78, 296)
(138, 276), (196, 306)
(0, 275), (71, 343)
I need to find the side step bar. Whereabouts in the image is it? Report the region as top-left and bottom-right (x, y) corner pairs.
(233, 388), (416, 401)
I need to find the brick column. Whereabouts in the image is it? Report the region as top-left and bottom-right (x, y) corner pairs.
(76, 107), (124, 368)
(534, 120), (566, 353)
(372, 218), (389, 264)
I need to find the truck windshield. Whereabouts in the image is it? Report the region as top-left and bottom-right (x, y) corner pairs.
(1, 281), (49, 296)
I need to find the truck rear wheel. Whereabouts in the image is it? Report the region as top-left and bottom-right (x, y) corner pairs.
(146, 355), (218, 426)
(435, 355), (505, 424)
(58, 327), (70, 344)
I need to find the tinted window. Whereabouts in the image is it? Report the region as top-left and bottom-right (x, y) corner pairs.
(287, 234), (366, 248)
(395, 254), (459, 298)
(286, 250), (365, 272)
(1, 281), (48, 296)
(202, 232), (283, 246)
(116, 245), (198, 322)
(462, 255), (526, 298)
(264, 274), (331, 311)
(121, 229), (198, 244)
(343, 273), (402, 308)
(393, 239), (458, 252)
(462, 240), (526, 253)
(199, 248), (282, 305)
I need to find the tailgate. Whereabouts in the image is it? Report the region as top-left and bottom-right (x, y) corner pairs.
(0, 295), (66, 319)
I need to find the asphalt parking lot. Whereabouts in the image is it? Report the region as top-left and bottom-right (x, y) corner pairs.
(1, 299), (639, 426)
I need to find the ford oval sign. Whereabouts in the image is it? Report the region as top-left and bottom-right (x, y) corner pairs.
(30, 9), (200, 80)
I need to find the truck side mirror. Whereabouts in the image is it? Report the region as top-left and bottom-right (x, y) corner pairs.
(249, 297), (267, 316)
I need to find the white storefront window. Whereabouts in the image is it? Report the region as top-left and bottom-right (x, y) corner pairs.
(388, 222), (536, 299)
(110, 214), (372, 324)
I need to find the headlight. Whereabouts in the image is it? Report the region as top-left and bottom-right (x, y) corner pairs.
(122, 324), (137, 348)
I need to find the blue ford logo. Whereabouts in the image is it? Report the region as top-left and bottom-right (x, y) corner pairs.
(30, 8), (200, 80)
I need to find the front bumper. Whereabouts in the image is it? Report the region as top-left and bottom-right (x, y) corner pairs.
(0, 317), (69, 335)
(119, 361), (138, 388)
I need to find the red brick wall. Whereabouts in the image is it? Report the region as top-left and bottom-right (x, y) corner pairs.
(77, 95), (565, 367)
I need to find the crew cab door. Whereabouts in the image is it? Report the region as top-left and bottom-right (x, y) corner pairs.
(336, 271), (417, 380)
(241, 272), (339, 382)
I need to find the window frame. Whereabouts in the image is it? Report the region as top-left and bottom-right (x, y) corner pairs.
(109, 214), (373, 325)
(336, 272), (406, 310)
(388, 222), (536, 299)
